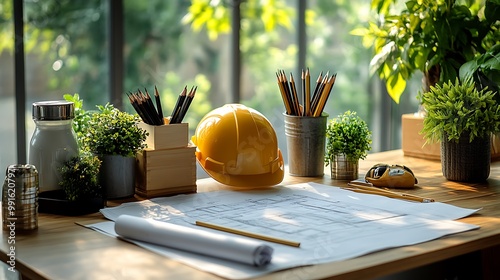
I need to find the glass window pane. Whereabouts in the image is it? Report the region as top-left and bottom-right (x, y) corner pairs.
(0, 54), (16, 169)
(23, 0), (109, 145)
(0, 0), (17, 169)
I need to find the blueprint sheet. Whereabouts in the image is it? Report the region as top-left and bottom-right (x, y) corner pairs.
(88, 182), (480, 279)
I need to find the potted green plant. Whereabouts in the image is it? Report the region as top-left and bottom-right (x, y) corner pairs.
(420, 78), (500, 182)
(82, 103), (148, 199)
(325, 110), (372, 180)
(41, 152), (104, 215)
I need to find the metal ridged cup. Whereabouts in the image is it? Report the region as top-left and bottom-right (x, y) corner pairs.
(2, 164), (39, 231)
(284, 113), (328, 177)
(330, 154), (359, 180)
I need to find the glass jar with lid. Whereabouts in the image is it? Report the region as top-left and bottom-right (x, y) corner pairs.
(28, 100), (79, 193)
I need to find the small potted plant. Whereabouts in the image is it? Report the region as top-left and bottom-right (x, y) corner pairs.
(420, 78), (500, 182)
(38, 152), (104, 216)
(325, 110), (372, 180)
(81, 103), (148, 199)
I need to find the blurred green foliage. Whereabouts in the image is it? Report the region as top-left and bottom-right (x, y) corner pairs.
(1, 0), (420, 152)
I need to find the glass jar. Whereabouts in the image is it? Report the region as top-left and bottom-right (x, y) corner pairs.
(28, 101), (79, 193)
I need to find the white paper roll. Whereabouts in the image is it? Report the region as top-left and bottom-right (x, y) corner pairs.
(114, 215), (273, 267)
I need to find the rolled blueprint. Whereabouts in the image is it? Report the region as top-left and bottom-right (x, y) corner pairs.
(114, 215), (273, 267)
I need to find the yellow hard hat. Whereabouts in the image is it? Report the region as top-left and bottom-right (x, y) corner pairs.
(191, 104), (284, 187)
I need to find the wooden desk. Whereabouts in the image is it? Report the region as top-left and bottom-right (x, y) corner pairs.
(1, 150), (500, 280)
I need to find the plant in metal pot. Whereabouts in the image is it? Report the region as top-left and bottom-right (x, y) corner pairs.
(81, 103), (148, 199)
(419, 78), (500, 182)
(325, 110), (372, 180)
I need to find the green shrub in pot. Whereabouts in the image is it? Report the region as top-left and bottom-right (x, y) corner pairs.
(59, 152), (102, 201)
(81, 103), (148, 157)
(419, 78), (500, 181)
(419, 78), (500, 144)
(325, 110), (372, 164)
(81, 103), (148, 199)
(325, 111), (372, 180)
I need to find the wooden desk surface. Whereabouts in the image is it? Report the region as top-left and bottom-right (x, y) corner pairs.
(2, 150), (500, 280)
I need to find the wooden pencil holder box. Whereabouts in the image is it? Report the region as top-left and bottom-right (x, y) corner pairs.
(135, 122), (197, 198)
(135, 144), (197, 198)
(137, 122), (189, 150)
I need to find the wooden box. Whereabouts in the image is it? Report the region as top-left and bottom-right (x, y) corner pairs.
(137, 122), (189, 150)
(401, 113), (441, 160)
(402, 114), (500, 161)
(135, 145), (197, 198)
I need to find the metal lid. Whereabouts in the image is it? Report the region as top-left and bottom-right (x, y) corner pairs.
(32, 100), (74, 120)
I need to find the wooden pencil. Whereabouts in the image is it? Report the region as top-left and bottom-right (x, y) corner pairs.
(277, 72), (292, 115)
(313, 74), (336, 117)
(133, 92), (155, 125)
(196, 220), (301, 247)
(143, 88), (163, 125)
(170, 86), (187, 124)
(174, 86), (196, 124)
(280, 70), (296, 115)
(127, 92), (147, 124)
(311, 72), (329, 113)
(305, 68), (311, 116)
(310, 71), (323, 111)
(346, 183), (435, 203)
(289, 73), (301, 116)
(154, 86), (164, 123)
(342, 187), (434, 203)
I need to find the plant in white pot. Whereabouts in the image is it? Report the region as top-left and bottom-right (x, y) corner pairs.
(82, 103), (148, 199)
(325, 111), (372, 180)
(420, 78), (500, 182)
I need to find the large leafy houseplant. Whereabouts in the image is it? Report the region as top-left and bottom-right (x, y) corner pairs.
(353, 0), (500, 104)
(459, 43), (500, 100)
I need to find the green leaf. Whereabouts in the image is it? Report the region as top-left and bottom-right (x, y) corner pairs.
(386, 72), (406, 104)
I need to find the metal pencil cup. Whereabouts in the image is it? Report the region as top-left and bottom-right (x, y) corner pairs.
(284, 113), (328, 177)
(2, 164), (39, 231)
